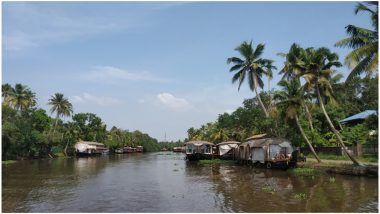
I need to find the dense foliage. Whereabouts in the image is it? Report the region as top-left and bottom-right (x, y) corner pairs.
(2, 84), (164, 160)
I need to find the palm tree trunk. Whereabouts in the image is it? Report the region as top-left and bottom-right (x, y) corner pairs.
(53, 113), (59, 133)
(315, 85), (361, 166)
(254, 87), (269, 117)
(302, 102), (314, 131)
(64, 140), (69, 157)
(295, 114), (321, 163)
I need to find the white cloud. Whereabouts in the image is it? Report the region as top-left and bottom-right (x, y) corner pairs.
(83, 66), (167, 83)
(70, 93), (122, 106)
(157, 92), (192, 111)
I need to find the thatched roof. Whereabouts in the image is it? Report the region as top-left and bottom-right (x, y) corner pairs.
(217, 141), (241, 146)
(245, 133), (270, 141)
(185, 141), (214, 146)
(243, 138), (292, 148)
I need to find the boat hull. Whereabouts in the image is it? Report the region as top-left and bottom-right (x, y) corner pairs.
(186, 153), (213, 161)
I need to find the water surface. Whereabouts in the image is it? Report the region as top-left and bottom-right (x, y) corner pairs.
(2, 152), (378, 212)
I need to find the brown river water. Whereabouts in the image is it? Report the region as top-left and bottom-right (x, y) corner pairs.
(2, 152), (378, 212)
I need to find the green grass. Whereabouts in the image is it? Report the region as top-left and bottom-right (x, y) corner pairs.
(289, 167), (324, 176)
(198, 159), (238, 166)
(307, 153), (378, 163)
(2, 160), (16, 165)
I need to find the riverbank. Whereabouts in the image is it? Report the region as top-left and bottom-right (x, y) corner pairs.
(298, 158), (378, 177)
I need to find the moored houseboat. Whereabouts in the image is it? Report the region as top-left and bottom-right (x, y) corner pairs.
(75, 141), (107, 156)
(136, 146), (144, 152)
(216, 141), (240, 159)
(237, 134), (295, 168)
(173, 146), (186, 153)
(185, 141), (214, 160)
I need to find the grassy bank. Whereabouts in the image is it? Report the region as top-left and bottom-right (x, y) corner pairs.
(198, 159), (239, 166)
(306, 154), (378, 163)
(297, 160), (378, 177)
(2, 160), (17, 165)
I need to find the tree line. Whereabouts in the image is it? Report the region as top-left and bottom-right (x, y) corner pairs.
(1, 84), (167, 160)
(187, 2), (378, 165)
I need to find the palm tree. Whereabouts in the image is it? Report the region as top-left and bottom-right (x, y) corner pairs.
(335, 2), (378, 82)
(48, 93), (73, 132)
(227, 41), (276, 117)
(278, 43), (305, 80)
(63, 122), (78, 156)
(7, 83), (36, 111)
(274, 79), (321, 163)
(2, 83), (13, 103)
(299, 47), (361, 165)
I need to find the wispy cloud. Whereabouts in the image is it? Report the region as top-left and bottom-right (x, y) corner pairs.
(3, 2), (132, 52)
(157, 92), (192, 111)
(82, 66), (168, 83)
(70, 92), (122, 106)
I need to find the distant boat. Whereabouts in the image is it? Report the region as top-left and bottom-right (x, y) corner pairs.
(115, 148), (124, 154)
(75, 141), (107, 156)
(136, 146), (144, 152)
(184, 141), (214, 161)
(173, 147), (185, 153)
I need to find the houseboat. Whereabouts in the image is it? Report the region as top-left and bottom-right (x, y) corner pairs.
(173, 146), (186, 153)
(75, 141), (107, 156)
(216, 141), (240, 159)
(184, 141), (214, 160)
(237, 134), (295, 168)
(136, 146), (144, 152)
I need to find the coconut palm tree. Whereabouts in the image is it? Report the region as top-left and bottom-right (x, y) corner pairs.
(299, 47), (361, 165)
(274, 79), (321, 163)
(278, 44), (314, 131)
(48, 93), (73, 133)
(335, 2), (378, 82)
(2, 83), (13, 103)
(227, 41), (276, 117)
(278, 43), (306, 80)
(7, 83), (36, 111)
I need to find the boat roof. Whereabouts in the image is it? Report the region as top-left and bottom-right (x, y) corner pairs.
(217, 141), (241, 146)
(241, 138), (291, 148)
(185, 141), (214, 146)
(245, 133), (271, 141)
(77, 141), (104, 146)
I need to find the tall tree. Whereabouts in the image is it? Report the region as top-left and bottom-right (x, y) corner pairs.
(279, 43), (315, 131)
(48, 93), (73, 132)
(7, 84), (36, 111)
(274, 79), (322, 163)
(335, 2), (378, 82)
(227, 41), (276, 117)
(300, 47), (361, 165)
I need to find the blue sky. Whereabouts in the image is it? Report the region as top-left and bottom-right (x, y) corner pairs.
(2, 1), (371, 141)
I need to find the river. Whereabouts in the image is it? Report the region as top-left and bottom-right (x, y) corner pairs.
(2, 152), (378, 212)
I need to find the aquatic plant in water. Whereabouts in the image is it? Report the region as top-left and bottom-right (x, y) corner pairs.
(293, 193), (307, 200)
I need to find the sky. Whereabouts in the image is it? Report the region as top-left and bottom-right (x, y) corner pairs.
(2, 1), (372, 141)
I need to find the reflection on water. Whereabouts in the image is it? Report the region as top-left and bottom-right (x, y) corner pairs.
(2, 152), (378, 212)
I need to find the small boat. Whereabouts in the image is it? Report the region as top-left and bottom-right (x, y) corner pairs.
(102, 149), (110, 155)
(185, 141), (214, 161)
(136, 146), (143, 152)
(115, 148), (124, 154)
(216, 141), (240, 160)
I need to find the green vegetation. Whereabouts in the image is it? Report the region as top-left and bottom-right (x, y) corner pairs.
(262, 184), (277, 194)
(2, 84), (165, 161)
(187, 2), (378, 166)
(2, 160), (16, 165)
(289, 168), (324, 177)
(198, 159), (238, 166)
(307, 154), (378, 163)
(293, 193), (307, 200)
